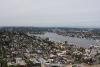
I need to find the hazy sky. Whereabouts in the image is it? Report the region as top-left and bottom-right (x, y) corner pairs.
(0, 0), (100, 28)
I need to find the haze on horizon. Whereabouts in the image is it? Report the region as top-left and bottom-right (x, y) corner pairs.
(0, 0), (100, 28)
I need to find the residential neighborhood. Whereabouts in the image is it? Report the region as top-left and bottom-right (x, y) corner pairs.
(0, 31), (100, 67)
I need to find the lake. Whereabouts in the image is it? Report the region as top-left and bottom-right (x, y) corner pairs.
(36, 32), (100, 48)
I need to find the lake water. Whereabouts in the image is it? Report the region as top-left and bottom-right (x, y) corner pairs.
(36, 32), (100, 48)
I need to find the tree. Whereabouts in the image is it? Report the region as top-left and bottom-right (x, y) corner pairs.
(65, 41), (68, 44)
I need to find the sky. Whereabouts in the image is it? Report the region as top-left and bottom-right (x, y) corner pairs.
(0, 0), (100, 28)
